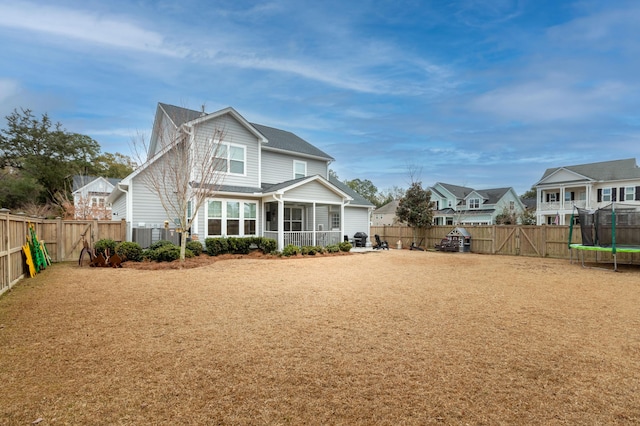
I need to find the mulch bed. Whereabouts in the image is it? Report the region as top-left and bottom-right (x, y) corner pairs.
(1, 250), (639, 424)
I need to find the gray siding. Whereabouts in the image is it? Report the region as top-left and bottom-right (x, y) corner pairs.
(193, 115), (260, 188)
(131, 173), (175, 227)
(110, 193), (126, 220)
(285, 180), (343, 203)
(262, 150), (328, 184)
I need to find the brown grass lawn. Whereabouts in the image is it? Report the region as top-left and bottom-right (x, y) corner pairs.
(1, 250), (640, 425)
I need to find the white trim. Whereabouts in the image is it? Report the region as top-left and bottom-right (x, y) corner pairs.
(205, 198), (258, 238)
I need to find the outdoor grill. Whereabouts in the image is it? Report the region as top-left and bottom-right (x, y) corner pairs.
(353, 232), (368, 247)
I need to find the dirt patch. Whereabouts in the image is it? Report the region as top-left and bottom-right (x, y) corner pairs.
(1, 250), (639, 425)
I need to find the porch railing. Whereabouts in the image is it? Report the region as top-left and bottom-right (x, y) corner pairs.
(263, 231), (343, 247)
(540, 200), (587, 211)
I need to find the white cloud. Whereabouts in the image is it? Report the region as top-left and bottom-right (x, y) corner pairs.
(0, 2), (185, 57)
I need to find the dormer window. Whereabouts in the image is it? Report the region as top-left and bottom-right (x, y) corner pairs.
(468, 198), (480, 209)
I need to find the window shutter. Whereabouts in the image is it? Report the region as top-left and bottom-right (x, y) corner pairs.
(620, 187), (625, 201)
(571, 192), (575, 201)
(546, 193), (550, 202)
(636, 186), (640, 201)
(612, 189), (617, 202)
(597, 189), (602, 202)
(556, 193), (560, 201)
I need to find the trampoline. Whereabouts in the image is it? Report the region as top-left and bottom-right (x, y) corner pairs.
(568, 203), (640, 271)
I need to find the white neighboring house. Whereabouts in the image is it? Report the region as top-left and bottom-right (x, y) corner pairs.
(107, 103), (374, 249)
(534, 158), (640, 225)
(429, 182), (526, 225)
(72, 175), (120, 220)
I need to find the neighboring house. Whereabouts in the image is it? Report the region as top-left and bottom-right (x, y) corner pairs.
(107, 103), (374, 249)
(429, 182), (526, 225)
(72, 175), (120, 220)
(372, 199), (401, 226)
(533, 158), (640, 225)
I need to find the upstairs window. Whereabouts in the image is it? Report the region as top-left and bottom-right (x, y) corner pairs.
(602, 188), (612, 202)
(293, 160), (307, 179)
(625, 187), (635, 201)
(468, 198), (480, 209)
(212, 142), (245, 175)
(509, 201), (515, 210)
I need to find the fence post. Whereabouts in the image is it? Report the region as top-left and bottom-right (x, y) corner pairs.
(120, 218), (127, 242)
(56, 217), (64, 262)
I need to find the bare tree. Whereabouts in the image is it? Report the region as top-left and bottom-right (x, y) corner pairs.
(132, 108), (227, 261)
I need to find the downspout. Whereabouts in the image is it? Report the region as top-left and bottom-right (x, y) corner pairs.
(114, 183), (131, 241)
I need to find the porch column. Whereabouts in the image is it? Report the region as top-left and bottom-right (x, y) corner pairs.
(341, 202), (345, 241)
(560, 187), (565, 211)
(277, 198), (284, 250)
(312, 202), (316, 246)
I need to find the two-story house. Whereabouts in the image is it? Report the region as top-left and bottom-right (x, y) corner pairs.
(72, 175), (120, 220)
(107, 103), (374, 249)
(429, 182), (525, 225)
(534, 158), (640, 226)
(371, 199), (400, 226)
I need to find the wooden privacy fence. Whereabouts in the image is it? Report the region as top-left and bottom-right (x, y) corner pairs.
(371, 224), (640, 265)
(0, 212), (126, 296)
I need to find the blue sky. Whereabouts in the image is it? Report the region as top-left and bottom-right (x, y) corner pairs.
(1, 0), (639, 195)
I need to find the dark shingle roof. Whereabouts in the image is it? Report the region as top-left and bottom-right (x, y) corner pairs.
(540, 158), (640, 182)
(374, 199), (400, 214)
(329, 176), (375, 207)
(251, 123), (333, 160)
(438, 182), (475, 199)
(475, 187), (511, 204)
(158, 103), (333, 160)
(159, 103), (203, 127)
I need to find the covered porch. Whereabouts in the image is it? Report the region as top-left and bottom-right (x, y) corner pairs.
(263, 200), (345, 249)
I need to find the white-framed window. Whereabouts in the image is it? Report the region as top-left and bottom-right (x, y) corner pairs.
(206, 199), (257, 237)
(212, 142), (246, 175)
(509, 201), (515, 210)
(448, 200), (452, 207)
(468, 198), (480, 209)
(625, 187), (635, 201)
(331, 213), (340, 230)
(548, 193), (558, 202)
(293, 160), (307, 179)
(284, 207), (303, 231)
(602, 188), (612, 202)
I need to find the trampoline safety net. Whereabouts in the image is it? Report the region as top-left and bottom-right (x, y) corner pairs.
(576, 204), (640, 247)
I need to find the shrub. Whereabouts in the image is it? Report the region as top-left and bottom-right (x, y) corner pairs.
(301, 245), (323, 255)
(325, 244), (340, 253)
(148, 240), (175, 251)
(338, 241), (352, 252)
(186, 240), (203, 256)
(205, 238), (229, 256)
(227, 237), (251, 255)
(153, 245), (194, 262)
(94, 239), (117, 257)
(255, 237), (277, 254)
(281, 244), (300, 257)
(115, 241), (143, 262)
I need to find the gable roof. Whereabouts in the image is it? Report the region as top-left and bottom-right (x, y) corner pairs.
(474, 187), (511, 204)
(328, 176), (375, 207)
(158, 103), (333, 161)
(374, 199), (400, 214)
(538, 158), (640, 184)
(72, 175), (120, 192)
(437, 182), (474, 199)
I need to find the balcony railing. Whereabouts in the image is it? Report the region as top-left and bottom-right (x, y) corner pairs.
(540, 200), (586, 211)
